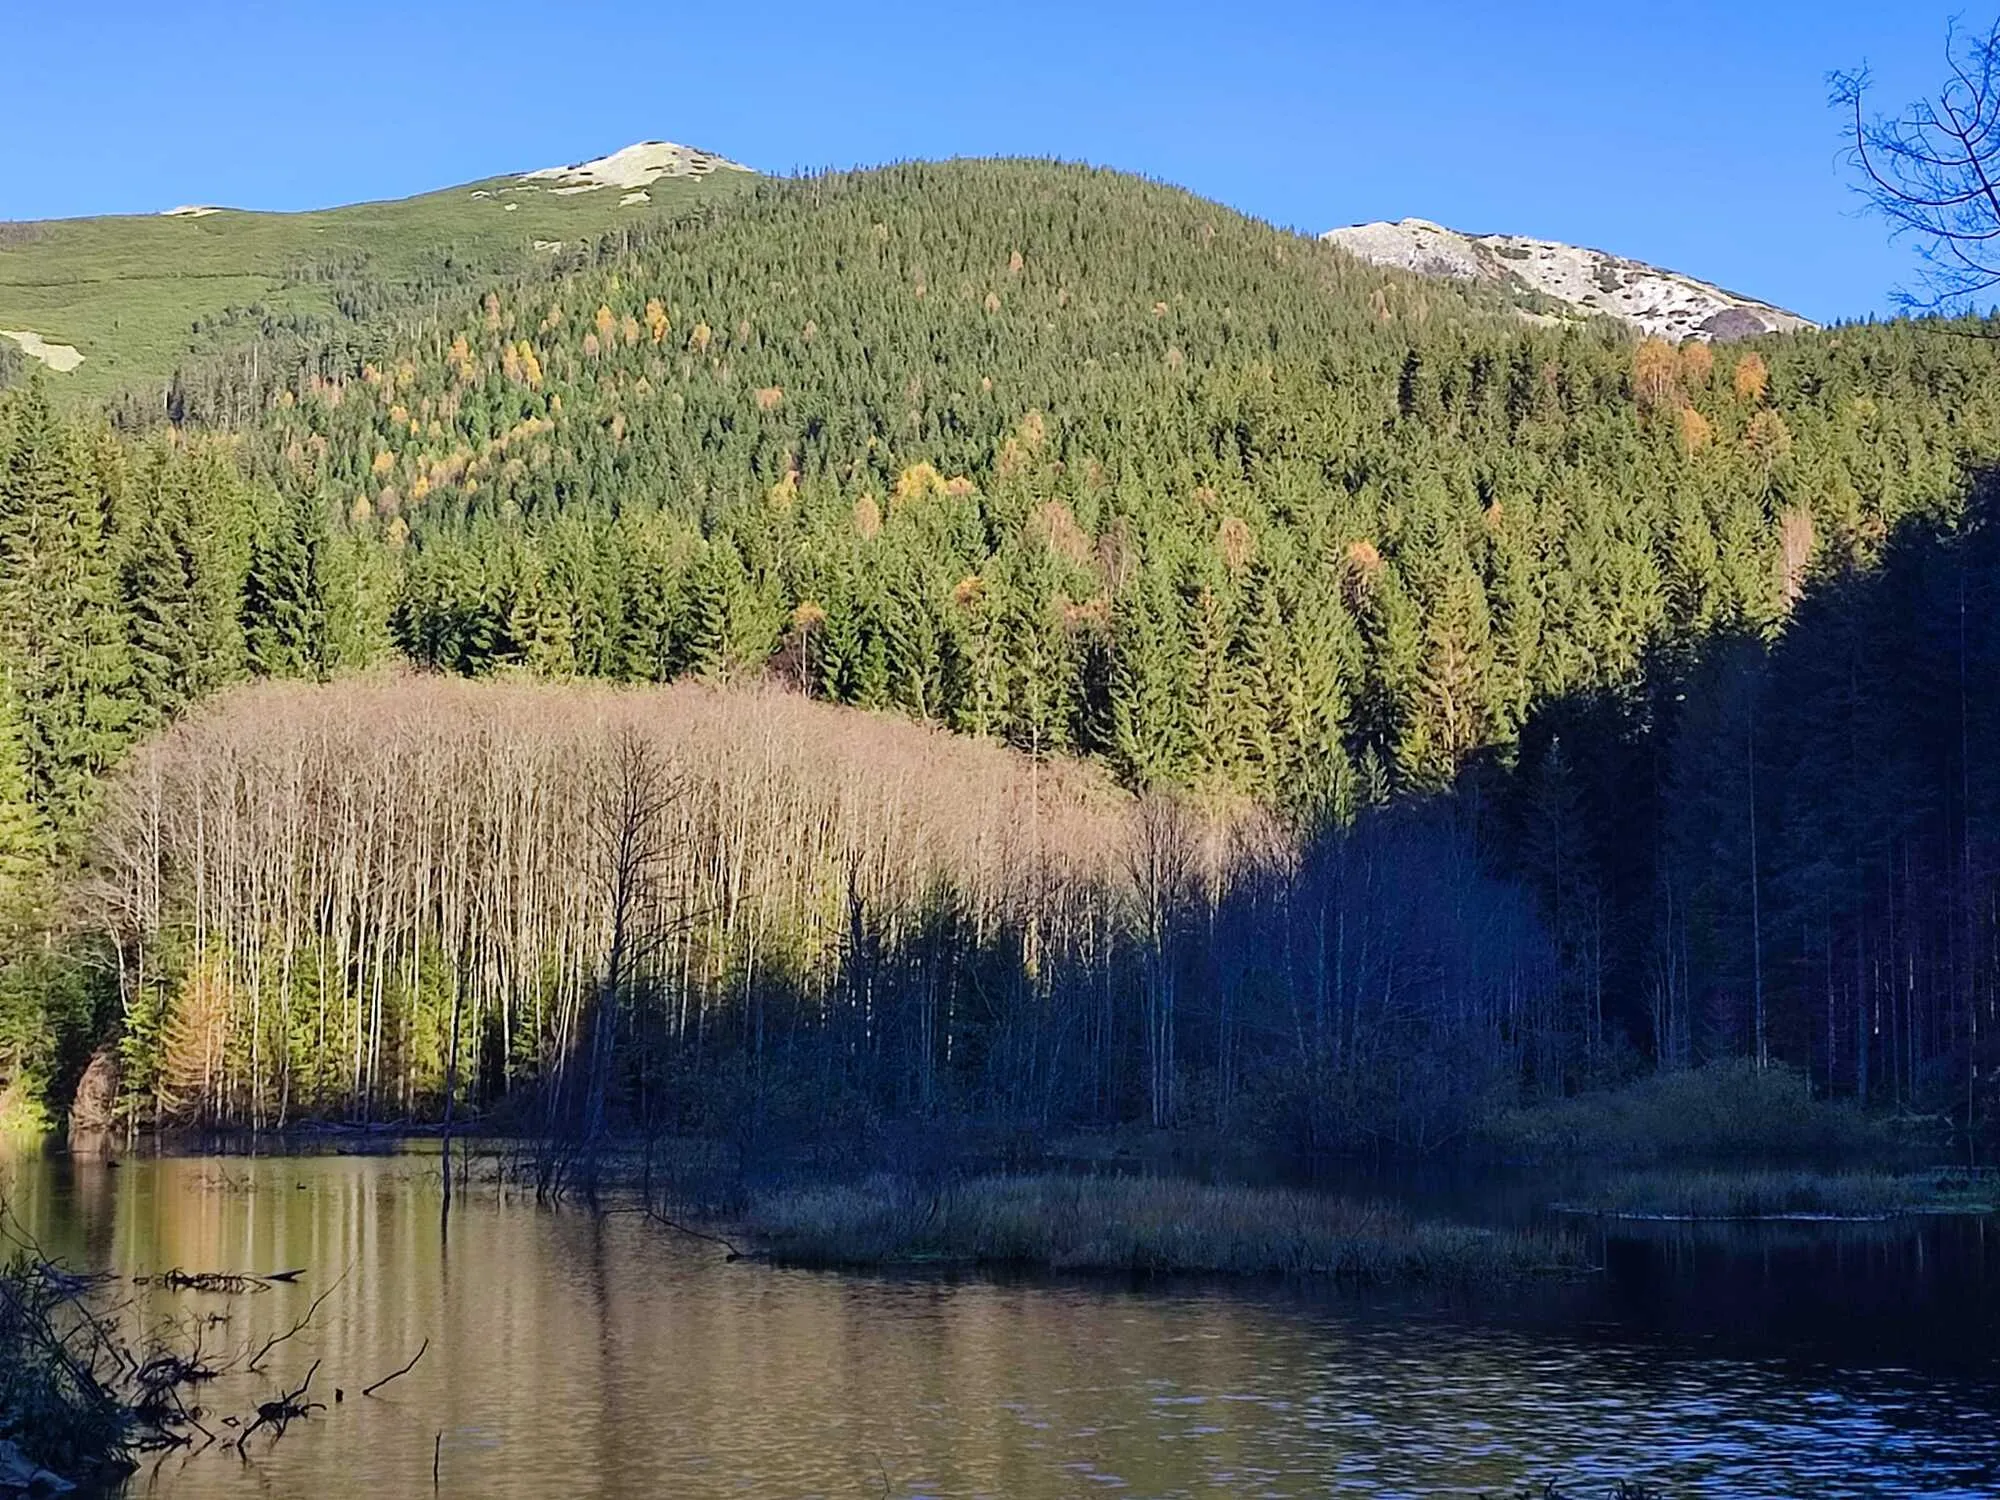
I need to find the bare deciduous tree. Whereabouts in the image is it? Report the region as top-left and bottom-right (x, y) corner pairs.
(1835, 18), (2000, 311)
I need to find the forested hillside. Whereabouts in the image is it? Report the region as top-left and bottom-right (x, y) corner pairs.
(5, 159), (2000, 1142)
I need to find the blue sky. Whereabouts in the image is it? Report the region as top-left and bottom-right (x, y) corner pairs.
(0, 1), (1965, 323)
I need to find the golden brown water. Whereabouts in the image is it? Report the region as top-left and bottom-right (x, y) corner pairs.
(6, 1149), (2000, 1498)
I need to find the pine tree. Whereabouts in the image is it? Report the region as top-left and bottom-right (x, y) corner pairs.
(1003, 557), (1077, 758)
(242, 486), (331, 677)
(0, 381), (136, 833)
(1282, 569), (1362, 825)
(0, 674), (47, 903)
(1109, 564), (1187, 788)
(1181, 570), (1243, 790)
(122, 450), (209, 717)
(676, 540), (736, 677)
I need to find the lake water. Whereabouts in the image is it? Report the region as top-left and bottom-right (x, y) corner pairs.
(5, 1148), (1999, 1498)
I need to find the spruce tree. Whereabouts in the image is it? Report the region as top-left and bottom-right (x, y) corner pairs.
(122, 450), (207, 717)
(0, 381), (136, 834)
(0, 674), (47, 903)
(242, 486), (330, 678)
(1109, 564), (1187, 788)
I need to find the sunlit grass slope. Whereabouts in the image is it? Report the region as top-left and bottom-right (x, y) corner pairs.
(0, 148), (759, 401)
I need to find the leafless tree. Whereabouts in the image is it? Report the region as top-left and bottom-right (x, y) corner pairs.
(85, 675), (1563, 1151)
(1835, 18), (2000, 311)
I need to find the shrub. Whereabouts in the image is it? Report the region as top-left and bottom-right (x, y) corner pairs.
(1479, 1060), (1891, 1163)
(0, 1257), (133, 1484)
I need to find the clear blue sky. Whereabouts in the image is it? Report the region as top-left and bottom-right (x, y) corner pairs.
(0, 1), (1966, 323)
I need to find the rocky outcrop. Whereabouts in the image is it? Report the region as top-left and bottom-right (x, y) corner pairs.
(1322, 217), (1811, 342)
(67, 1046), (119, 1135)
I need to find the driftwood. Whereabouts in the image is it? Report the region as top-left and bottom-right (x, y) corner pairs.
(645, 1204), (746, 1259)
(361, 1338), (428, 1397)
(598, 1203), (746, 1259)
(143, 1270), (267, 1296)
(140, 1267), (310, 1295)
(234, 1360), (323, 1450)
(245, 1271), (348, 1372)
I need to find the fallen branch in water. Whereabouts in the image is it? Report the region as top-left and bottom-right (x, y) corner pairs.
(147, 1270), (270, 1296)
(142, 1267), (312, 1295)
(244, 1268), (349, 1373)
(234, 1359), (323, 1450)
(606, 1204), (745, 1260)
(362, 1338), (428, 1397)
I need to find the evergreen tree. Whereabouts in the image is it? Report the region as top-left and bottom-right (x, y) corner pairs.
(0, 674), (47, 903)
(0, 382), (136, 833)
(242, 486), (331, 677)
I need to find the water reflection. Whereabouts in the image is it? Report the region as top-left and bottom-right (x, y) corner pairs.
(4, 1150), (1997, 1498)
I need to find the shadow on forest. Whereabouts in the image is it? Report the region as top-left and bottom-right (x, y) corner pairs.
(509, 467), (2000, 1182)
(71, 468), (2000, 1172)
(517, 468), (2000, 1180)
(1475, 461), (2000, 1143)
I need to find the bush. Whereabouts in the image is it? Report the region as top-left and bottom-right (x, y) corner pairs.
(1479, 1060), (1892, 1163)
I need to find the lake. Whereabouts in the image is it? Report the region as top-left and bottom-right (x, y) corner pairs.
(4, 1148), (1998, 1498)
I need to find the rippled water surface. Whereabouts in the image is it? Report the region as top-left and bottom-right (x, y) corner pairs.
(6, 1150), (1999, 1498)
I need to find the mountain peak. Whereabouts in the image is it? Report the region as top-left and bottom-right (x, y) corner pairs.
(516, 141), (752, 196)
(1322, 218), (1811, 342)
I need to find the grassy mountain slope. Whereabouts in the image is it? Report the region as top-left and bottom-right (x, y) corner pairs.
(0, 146), (757, 402)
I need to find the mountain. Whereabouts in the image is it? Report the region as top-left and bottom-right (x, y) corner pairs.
(0, 141), (756, 401)
(1321, 217), (1812, 342)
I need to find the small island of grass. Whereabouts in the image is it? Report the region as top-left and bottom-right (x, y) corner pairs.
(743, 1174), (1590, 1284)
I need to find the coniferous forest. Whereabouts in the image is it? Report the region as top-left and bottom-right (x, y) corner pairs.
(6, 160), (2000, 1150)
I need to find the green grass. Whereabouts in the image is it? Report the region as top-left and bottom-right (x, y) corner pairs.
(1560, 1167), (1999, 1220)
(0, 155), (758, 402)
(744, 1173), (1590, 1284)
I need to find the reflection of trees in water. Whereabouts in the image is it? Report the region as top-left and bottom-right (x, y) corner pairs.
(6, 1150), (1996, 1497)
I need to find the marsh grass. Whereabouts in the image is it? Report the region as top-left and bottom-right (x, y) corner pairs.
(746, 1174), (1588, 1284)
(1562, 1167), (2000, 1220)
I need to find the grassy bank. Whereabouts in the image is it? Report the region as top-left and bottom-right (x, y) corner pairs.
(1559, 1167), (1999, 1221)
(744, 1174), (1589, 1284)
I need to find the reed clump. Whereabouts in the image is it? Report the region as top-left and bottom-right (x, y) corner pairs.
(746, 1174), (1588, 1283)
